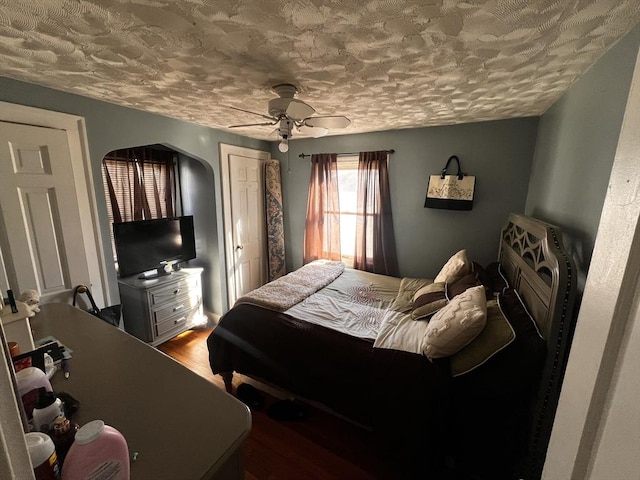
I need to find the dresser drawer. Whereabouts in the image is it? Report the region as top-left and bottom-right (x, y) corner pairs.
(155, 310), (190, 337)
(154, 301), (202, 338)
(152, 292), (199, 324)
(119, 268), (204, 345)
(148, 276), (199, 307)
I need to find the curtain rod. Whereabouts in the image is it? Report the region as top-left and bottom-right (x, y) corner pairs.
(298, 149), (394, 159)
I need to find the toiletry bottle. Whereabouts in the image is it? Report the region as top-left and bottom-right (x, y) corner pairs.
(15, 367), (53, 420)
(50, 414), (79, 466)
(8, 340), (20, 357)
(62, 420), (130, 480)
(25, 431), (61, 480)
(32, 387), (64, 432)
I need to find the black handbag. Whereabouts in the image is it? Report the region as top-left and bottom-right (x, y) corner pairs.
(424, 155), (476, 210)
(72, 285), (121, 327)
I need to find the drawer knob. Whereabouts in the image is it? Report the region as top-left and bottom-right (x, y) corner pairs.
(173, 304), (185, 312)
(174, 317), (186, 325)
(173, 289), (181, 294)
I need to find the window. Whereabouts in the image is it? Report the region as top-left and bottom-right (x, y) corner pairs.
(336, 156), (359, 266)
(305, 150), (398, 276)
(101, 146), (177, 260)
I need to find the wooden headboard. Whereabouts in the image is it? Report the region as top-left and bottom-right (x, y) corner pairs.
(498, 213), (577, 480)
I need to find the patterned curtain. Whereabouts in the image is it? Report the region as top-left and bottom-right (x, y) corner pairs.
(265, 160), (286, 281)
(353, 150), (399, 276)
(304, 153), (341, 264)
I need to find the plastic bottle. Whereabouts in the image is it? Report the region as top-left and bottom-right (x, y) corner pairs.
(25, 431), (61, 480)
(32, 387), (64, 432)
(62, 420), (130, 480)
(15, 367), (53, 420)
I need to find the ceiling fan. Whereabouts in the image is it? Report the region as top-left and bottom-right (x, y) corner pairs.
(227, 83), (351, 152)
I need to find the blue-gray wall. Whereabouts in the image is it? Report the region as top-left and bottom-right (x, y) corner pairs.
(0, 77), (269, 314)
(178, 154), (220, 314)
(274, 117), (539, 279)
(1, 21), (636, 312)
(526, 24), (640, 291)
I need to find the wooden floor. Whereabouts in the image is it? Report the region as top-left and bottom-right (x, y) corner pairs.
(158, 325), (405, 480)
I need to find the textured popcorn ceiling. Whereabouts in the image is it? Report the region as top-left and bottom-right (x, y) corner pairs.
(1, 0), (639, 140)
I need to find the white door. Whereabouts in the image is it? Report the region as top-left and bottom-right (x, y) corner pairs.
(220, 144), (270, 308)
(0, 122), (93, 303)
(229, 154), (266, 298)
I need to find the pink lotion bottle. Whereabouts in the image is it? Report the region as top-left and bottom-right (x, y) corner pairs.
(61, 420), (130, 480)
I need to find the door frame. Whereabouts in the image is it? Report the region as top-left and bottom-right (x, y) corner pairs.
(542, 46), (640, 478)
(0, 101), (109, 479)
(0, 101), (109, 306)
(219, 143), (270, 309)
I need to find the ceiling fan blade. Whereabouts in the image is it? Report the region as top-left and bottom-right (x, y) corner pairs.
(304, 116), (351, 129)
(286, 99), (315, 121)
(228, 121), (278, 128)
(225, 105), (275, 122)
(297, 124), (329, 138)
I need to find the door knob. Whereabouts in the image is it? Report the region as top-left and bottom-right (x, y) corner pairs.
(236, 245), (244, 250)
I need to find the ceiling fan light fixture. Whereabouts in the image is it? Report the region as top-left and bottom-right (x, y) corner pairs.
(278, 136), (289, 153)
(226, 83), (350, 139)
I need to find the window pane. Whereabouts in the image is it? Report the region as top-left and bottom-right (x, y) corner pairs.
(338, 169), (358, 214)
(336, 156), (358, 263)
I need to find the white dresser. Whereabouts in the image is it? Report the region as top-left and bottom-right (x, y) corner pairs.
(118, 267), (205, 345)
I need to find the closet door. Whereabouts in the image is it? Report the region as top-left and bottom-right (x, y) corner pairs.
(229, 153), (266, 299)
(220, 143), (270, 309)
(0, 121), (92, 303)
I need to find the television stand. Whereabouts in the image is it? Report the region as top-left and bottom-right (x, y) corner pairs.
(119, 268), (205, 345)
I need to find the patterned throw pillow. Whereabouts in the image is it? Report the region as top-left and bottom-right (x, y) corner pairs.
(434, 249), (472, 284)
(424, 285), (487, 358)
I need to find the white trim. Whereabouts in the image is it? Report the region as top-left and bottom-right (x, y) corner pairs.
(543, 46), (640, 479)
(219, 143), (270, 309)
(0, 101), (109, 306)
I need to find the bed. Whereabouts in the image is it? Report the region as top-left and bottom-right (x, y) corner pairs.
(207, 213), (577, 479)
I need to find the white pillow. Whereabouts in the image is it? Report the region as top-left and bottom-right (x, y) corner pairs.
(434, 249), (471, 284)
(424, 285), (487, 358)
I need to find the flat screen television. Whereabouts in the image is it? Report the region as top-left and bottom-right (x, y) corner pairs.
(113, 216), (196, 278)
